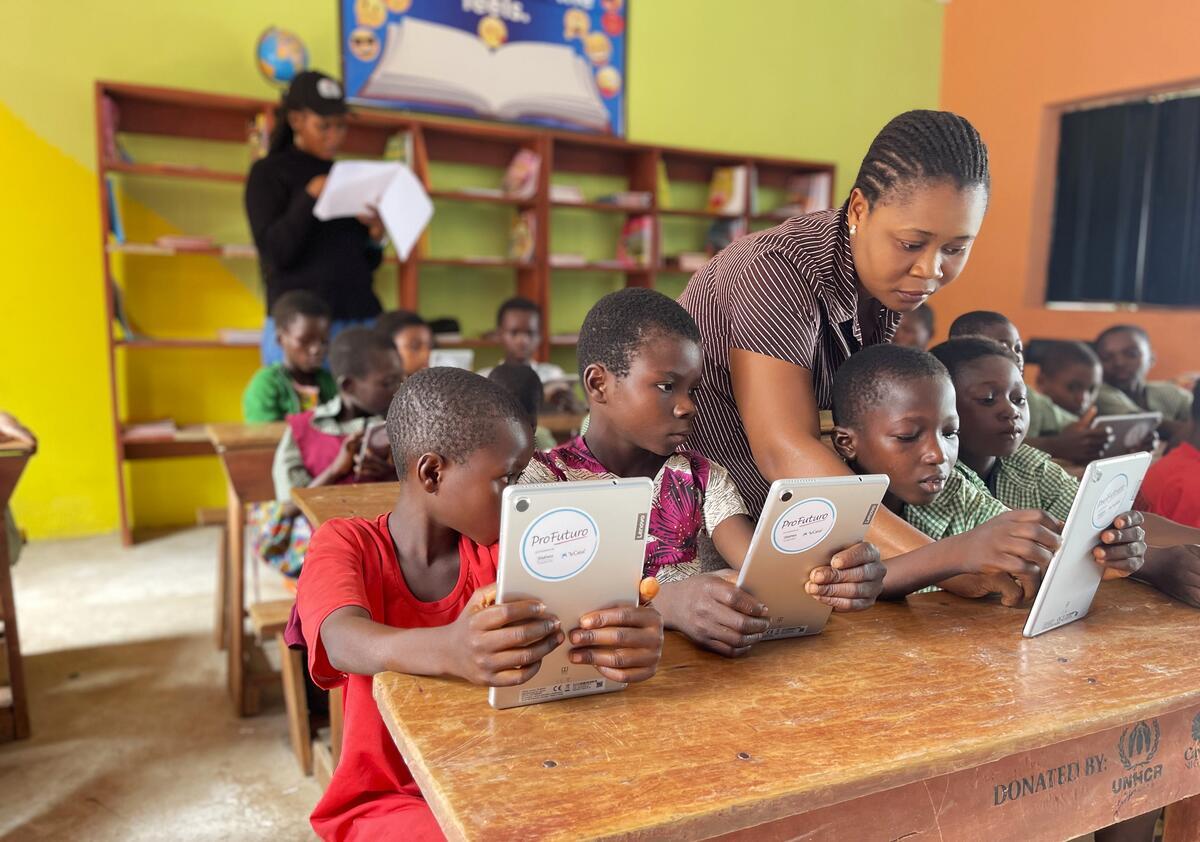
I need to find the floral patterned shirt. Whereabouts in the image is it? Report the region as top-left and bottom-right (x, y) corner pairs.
(519, 436), (749, 583)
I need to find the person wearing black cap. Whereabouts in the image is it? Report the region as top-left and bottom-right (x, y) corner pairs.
(245, 71), (385, 365)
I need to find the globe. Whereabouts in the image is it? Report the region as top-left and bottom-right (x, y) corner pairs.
(256, 27), (309, 86)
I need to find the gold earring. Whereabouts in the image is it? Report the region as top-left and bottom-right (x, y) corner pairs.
(849, 224), (857, 235)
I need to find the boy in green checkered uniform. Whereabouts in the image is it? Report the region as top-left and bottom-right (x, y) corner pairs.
(830, 343), (1148, 602)
(928, 336), (1200, 610)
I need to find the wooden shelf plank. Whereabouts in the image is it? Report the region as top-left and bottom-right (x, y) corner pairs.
(114, 338), (259, 350)
(107, 242), (258, 259)
(105, 160), (246, 183)
(550, 200), (653, 214)
(387, 257), (532, 270)
(437, 339), (501, 349)
(428, 189), (531, 207)
(549, 262), (646, 272)
(656, 208), (742, 220)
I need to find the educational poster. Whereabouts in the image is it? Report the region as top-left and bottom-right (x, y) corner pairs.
(340, 0), (628, 136)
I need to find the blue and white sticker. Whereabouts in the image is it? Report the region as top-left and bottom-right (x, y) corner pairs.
(1092, 473), (1130, 529)
(1124, 421), (1154, 450)
(771, 497), (836, 554)
(520, 507), (599, 581)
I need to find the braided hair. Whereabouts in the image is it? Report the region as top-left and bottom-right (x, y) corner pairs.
(852, 110), (989, 207)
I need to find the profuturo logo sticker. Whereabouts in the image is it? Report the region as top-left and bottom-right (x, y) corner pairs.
(771, 497), (836, 554)
(520, 507), (599, 581)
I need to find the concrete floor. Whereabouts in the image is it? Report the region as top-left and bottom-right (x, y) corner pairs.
(0, 527), (321, 841)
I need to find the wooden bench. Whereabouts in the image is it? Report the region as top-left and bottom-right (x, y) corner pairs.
(0, 440), (33, 742)
(206, 422), (286, 717)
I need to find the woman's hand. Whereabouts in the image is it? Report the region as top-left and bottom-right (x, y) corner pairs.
(305, 174), (328, 199)
(357, 207), (385, 241)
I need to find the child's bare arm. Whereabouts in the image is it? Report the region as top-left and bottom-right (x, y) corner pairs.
(710, 514), (755, 570)
(308, 432), (364, 489)
(879, 510), (1062, 602)
(319, 585), (564, 686)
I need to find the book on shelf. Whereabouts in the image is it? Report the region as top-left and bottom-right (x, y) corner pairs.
(595, 191), (652, 209)
(428, 348), (475, 370)
(550, 333), (580, 345)
(100, 95), (132, 165)
(109, 281), (140, 340)
(707, 166), (749, 215)
(221, 244), (258, 259)
(549, 184), (585, 204)
(217, 328), (262, 345)
(705, 218), (747, 254)
(360, 18), (609, 131)
(617, 216), (655, 268)
(768, 172), (834, 218)
(502, 149), (541, 201)
(383, 130), (414, 165)
(667, 252), (709, 273)
(549, 253), (588, 268)
(105, 176), (125, 244)
(122, 419), (178, 442)
(510, 211), (536, 262)
(248, 112), (271, 161)
(155, 234), (215, 251)
(656, 160), (671, 210)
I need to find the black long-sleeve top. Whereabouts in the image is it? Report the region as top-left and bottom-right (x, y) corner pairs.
(244, 145), (383, 320)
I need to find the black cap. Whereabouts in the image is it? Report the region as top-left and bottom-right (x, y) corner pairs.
(283, 71), (348, 116)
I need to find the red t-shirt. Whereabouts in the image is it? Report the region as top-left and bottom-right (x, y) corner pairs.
(296, 514), (499, 842)
(1136, 442), (1200, 528)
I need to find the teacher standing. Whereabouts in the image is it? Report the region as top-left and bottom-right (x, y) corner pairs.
(680, 111), (1018, 599)
(245, 71), (385, 365)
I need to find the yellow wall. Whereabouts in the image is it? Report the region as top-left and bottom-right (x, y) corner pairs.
(1, 0), (943, 538)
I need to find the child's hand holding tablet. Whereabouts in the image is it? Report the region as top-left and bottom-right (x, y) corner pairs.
(804, 542), (886, 611)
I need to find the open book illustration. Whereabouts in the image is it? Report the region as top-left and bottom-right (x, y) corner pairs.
(361, 18), (609, 131)
(312, 161), (432, 260)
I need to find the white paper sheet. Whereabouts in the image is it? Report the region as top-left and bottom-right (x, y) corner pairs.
(312, 160), (433, 260)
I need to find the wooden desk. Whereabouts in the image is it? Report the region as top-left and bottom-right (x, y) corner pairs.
(292, 482), (399, 529)
(207, 422), (285, 716)
(0, 440), (32, 742)
(374, 584), (1200, 841)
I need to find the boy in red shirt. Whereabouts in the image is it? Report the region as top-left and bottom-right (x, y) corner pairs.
(1137, 380), (1200, 527)
(293, 367), (664, 841)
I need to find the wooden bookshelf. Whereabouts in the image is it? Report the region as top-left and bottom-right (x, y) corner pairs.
(96, 80), (834, 542)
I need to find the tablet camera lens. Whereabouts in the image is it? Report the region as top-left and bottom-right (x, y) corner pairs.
(781, 491), (793, 502)
(516, 498), (530, 512)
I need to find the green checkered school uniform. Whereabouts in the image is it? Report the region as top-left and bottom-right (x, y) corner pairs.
(958, 444), (1081, 522)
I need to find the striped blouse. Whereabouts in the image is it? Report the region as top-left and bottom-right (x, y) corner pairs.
(678, 207), (901, 515)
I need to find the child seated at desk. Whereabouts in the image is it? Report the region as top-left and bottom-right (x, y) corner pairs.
(520, 288), (886, 657)
(933, 336), (1200, 610)
(829, 344), (1143, 600)
(949, 310), (1112, 463)
(478, 296), (580, 412)
(377, 309), (433, 375)
(255, 327), (403, 575)
(1094, 324), (1193, 444)
(486, 362), (556, 450)
(243, 290), (337, 423)
(291, 367), (663, 841)
(1136, 379), (1200, 528)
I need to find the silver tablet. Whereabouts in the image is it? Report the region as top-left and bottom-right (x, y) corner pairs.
(1092, 412), (1161, 456)
(1023, 452), (1151, 638)
(736, 475), (889, 640)
(489, 477), (653, 710)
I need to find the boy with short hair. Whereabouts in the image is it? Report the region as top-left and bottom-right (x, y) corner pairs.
(950, 310), (1110, 463)
(486, 362), (556, 450)
(830, 344), (1143, 600)
(293, 367), (663, 839)
(522, 288), (886, 657)
(243, 290), (337, 422)
(479, 297), (577, 410)
(1137, 380), (1200, 527)
(1094, 324), (1193, 441)
(257, 327), (403, 575)
(377, 309), (433, 375)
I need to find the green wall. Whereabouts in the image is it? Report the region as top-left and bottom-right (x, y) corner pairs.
(0, 0), (942, 538)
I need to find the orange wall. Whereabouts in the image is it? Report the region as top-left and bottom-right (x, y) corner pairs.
(936, 0), (1200, 380)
